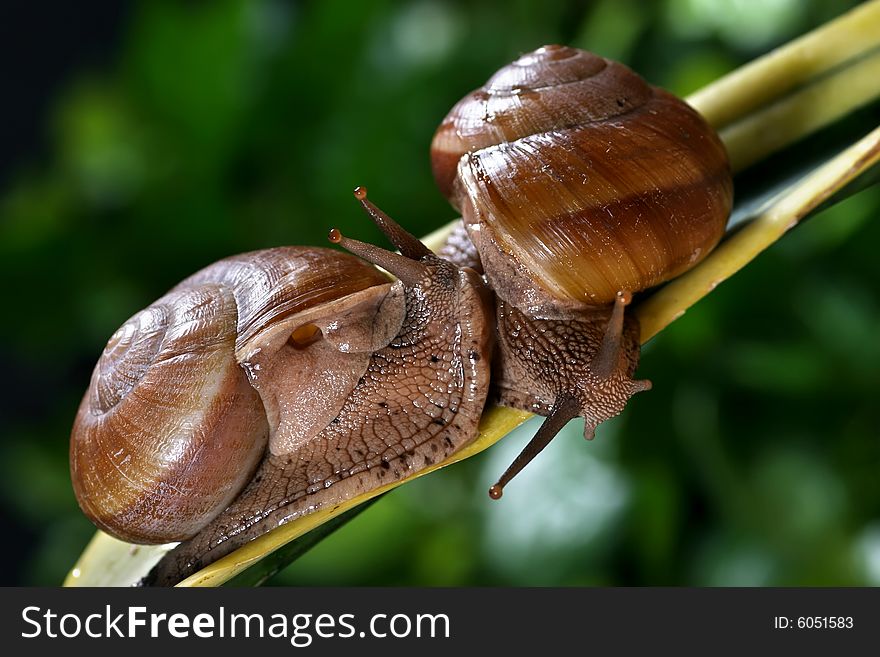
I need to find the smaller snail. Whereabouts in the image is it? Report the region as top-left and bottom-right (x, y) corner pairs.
(70, 45), (732, 586)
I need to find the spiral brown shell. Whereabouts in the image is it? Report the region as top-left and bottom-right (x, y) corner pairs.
(70, 247), (391, 544)
(431, 45), (732, 311)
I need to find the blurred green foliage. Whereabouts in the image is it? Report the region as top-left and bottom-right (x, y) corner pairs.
(2, 0), (878, 586)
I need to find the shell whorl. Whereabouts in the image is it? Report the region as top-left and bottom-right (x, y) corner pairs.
(70, 284), (269, 544)
(431, 45), (732, 312)
(432, 45), (651, 199)
(70, 247), (393, 544)
(174, 247), (392, 353)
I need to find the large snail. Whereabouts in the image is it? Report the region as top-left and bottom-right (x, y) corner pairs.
(70, 45), (732, 586)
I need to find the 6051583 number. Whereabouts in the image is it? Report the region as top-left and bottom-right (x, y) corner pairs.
(774, 616), (854, 629)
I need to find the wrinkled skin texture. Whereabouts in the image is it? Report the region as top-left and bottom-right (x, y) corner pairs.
(144, 257), (492, 586)
(492, 299), (643, 438)
(435, 221), (645, 438)
(437, 221), (483, 275)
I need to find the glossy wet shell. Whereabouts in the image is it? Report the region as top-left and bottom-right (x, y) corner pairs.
(175, 247), (392, 353)
(431, 45), (732, 309)
(70, 247), (391, 544)
(70, 284), (269, 544)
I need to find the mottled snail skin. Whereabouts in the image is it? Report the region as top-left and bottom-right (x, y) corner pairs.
(431, 45), (731, 494)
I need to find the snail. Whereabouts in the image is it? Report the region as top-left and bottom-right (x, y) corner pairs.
(72, 211), (494, 585)
(69, 45), (731, 586)
(430, 44), (731, 495)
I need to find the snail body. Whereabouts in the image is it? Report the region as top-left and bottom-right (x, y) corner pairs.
(70, 46), (731, 585)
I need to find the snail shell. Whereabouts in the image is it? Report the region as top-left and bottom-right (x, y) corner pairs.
(70, 247), (394, 544)
(431, 45), (732, 313)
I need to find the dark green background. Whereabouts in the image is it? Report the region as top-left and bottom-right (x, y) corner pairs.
(2, 0), (878, 586)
